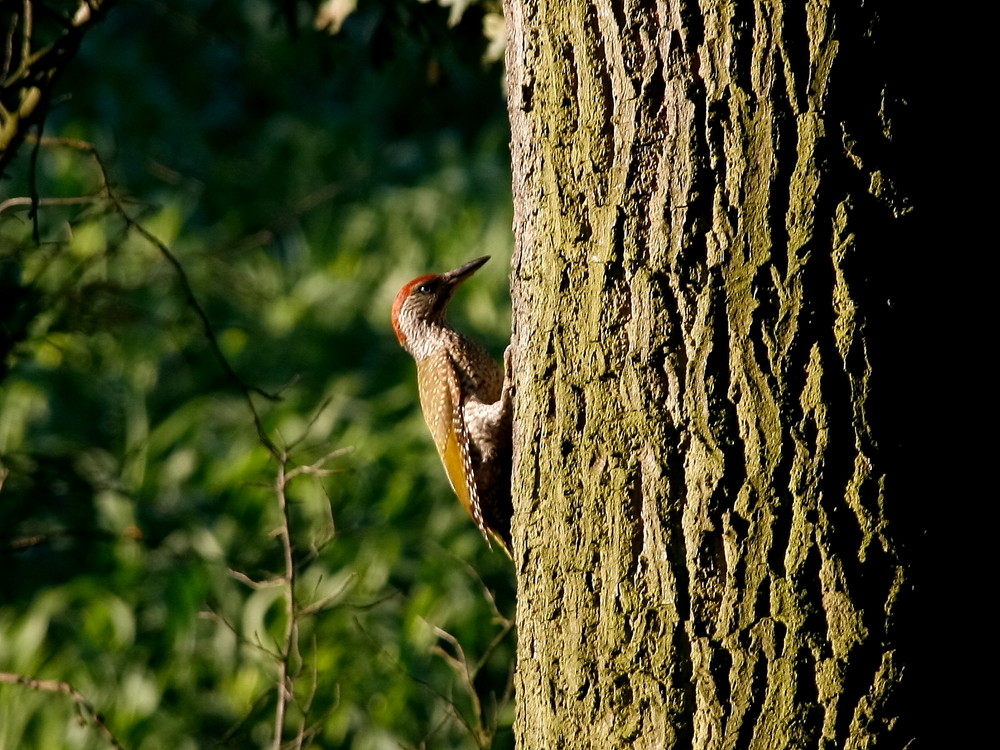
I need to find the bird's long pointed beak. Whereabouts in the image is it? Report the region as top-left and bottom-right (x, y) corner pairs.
(442, 256), (490, 286)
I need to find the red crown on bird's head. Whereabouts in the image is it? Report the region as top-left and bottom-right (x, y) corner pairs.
(392, 274), (437, 346)
(391, 257), (490, 348)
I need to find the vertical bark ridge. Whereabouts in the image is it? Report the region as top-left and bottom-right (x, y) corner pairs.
(507, 0), (907, 747)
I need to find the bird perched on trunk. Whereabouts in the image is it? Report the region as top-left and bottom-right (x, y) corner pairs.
(392, 256), (513, 555)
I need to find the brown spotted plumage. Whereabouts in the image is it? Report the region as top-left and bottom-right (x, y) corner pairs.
(392, 256), (513, 554)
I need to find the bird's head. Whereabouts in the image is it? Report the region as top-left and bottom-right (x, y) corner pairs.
(392, 256), (490, 353)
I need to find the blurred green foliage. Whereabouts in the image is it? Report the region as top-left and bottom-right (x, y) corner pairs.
(0, 1), (515, 748)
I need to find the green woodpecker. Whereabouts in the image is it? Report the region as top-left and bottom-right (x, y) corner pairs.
(392, 256), (513, 555)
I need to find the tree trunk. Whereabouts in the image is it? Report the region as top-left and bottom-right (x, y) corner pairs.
(504, 0), (918, 747)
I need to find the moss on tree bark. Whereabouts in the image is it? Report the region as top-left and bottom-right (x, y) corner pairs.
(504, 0), (916, 747)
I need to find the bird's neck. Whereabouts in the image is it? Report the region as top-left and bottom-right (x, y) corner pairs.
(404, 317), (456, 361)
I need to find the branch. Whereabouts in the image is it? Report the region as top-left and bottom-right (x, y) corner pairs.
(354, 617), (480, 743)
(198, 609), (281, 661)
(416, 553), (516, 750)
(25, 136), (284, 459)
(283, 446), (353, 483)
(298, 572), (355, 617)
(0, 193), (106, 215)
(427, 623), (492, 749)
(0, 671), (127, 750)
(0, 0), (117, 177)
(271, 452), (299, 750)
(268, 444), (351, 748)
(207, 684), (273, 750)
(8, 136), (360, 750)
(227, 569), (285, 590)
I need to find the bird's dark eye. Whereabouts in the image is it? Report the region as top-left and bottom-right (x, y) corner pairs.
(418, 284), (432, 294)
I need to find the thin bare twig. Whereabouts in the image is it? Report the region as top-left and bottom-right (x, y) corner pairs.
(287, 634), (326, 750)
(271, 452), (298, 750)
(0, 671), (127, 749)
(403, 711), (454, 750)
(227, 569), (285, 589)
(198, 609), (281, 661)
(21, 1), (33, 64)
(298, 572), (355, 617)
(415, 554), (516, 750)
(454, 553), (513, 626)
(354, 617), (480, 743)
(2, 7), (18, 81)
(474, 617), (515, 678)
(208, 685), (274, 749)
(285, 396), (334, 453)
(112, 200), (284, 457)
(24, 136), (283, 458)
(0, 193), (105, 215)
(284, 446), (353, 483)
(428, 624), (492, 749)
(268, 441), (354, 748)
(11, 134), (361, 750)
(0, 1), (117, 177)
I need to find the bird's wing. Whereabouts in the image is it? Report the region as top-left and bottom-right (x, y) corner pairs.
(417, 351), (490, 546)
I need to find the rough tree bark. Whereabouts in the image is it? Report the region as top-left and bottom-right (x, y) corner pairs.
(504, 0), (919, 747)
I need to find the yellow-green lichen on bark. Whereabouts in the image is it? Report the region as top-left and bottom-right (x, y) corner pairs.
(507, 0), (908, 747)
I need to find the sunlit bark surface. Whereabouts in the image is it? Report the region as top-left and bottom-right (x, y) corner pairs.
(505, 0), (911, 747)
